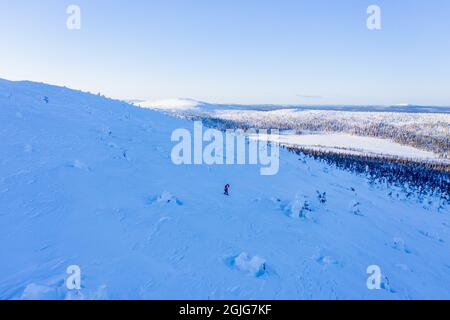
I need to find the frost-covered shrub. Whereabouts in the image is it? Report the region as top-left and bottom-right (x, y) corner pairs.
(350, 200), (362, 216)
(233, 252), (266, 277)
(290, 194), (313, 219)
(151, 191), (183, 206)
(317, 191), (327, 204)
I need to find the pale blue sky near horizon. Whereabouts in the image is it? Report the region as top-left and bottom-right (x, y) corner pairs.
(1, 0), (449, 106)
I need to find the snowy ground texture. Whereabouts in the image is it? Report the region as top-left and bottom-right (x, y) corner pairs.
(1, 79), (450, 300)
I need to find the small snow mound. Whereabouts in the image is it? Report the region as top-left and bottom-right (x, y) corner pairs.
(289, 194), (313, 219)
(392, 237), (412, 254)
(313, 254), (340, 269)
(349, 200), (362, 216)
(152, 191), (183, 206)
(71, 160), (89, 170)
(20, 283), (60, 300)
(65, 285), (108, 300)
(64, 290), (86, 300)
(24, 144), (33, 153)
(381, 276), (396, 293)
(232, 252), (267, 277)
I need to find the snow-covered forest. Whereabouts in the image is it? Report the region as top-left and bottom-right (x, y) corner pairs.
(155, 106), (450, 159)
(140, 102), (449, 205)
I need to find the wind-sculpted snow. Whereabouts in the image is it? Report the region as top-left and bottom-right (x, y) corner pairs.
(1, 78), (450, 300)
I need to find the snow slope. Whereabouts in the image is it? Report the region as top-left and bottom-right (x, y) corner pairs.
(0, 79), (449, 300)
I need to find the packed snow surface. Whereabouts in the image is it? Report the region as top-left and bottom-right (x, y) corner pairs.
(0, 79), (449, 300)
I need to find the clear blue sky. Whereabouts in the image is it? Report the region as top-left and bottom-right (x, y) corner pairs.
(1, 0), (449, 105)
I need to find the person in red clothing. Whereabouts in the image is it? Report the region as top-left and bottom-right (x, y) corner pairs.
(224, 184), (230, 196)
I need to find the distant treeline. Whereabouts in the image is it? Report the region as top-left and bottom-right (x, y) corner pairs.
(286, 146), (450, 206)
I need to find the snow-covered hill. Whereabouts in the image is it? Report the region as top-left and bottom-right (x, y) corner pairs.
(0, 79), (449, 300)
